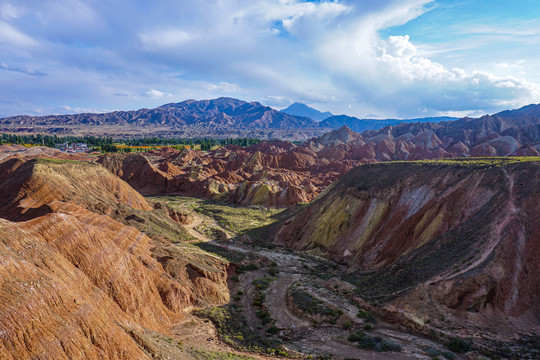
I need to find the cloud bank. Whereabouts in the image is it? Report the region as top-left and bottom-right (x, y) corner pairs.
(0, 0), (538, 118)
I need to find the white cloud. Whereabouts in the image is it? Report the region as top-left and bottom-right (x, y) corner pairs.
(0, 21), (36, 47)
(314, 0), (539, 116)
(59, 105), (108, 114)
(263, 95), (291, 107)
(0, 62), (45, 76)
(1, 2), (23, 20)
(0, 0), (538, 118)
(145, 89), (173, 99)
(140, 29), (196, 49)
(203, 82), (241, 93)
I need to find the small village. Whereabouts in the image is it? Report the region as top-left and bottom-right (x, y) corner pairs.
(55, 142), (89, 153)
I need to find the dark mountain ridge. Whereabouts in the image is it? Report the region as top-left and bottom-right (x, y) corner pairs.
(1, 97), (317, 129)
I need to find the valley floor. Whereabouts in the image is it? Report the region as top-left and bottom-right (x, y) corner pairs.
(150, 196), (470, 360)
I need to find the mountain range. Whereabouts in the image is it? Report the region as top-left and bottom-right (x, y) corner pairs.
(0, 97), (458, 139)
(281, 102), (457, 131)
(0, 97), (324, 140)
(96, 103), (540, 209)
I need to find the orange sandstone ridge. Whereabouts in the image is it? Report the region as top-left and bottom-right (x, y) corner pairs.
(0, 147), (229, 359)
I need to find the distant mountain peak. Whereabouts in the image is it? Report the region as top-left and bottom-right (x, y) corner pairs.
(281, 102), (333, 121)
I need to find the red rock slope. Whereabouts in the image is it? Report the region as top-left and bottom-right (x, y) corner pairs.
(0, 150), (229, 359)
(275, 158), (540, 332)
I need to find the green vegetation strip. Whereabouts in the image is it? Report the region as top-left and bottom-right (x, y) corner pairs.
(195, 306), (288, 357)
(0, 133), (262, 152)
(384, 156), (540, 168)
(153, 196), (286, 235)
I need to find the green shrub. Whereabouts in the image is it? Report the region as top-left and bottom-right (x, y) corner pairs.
(348, 331), (401, 352)
(238, 263), (258, 273)
(252, 277), (273, 291)
(424, 348), (441, 357)
(194, 306), (285, 356)
(290, 288), (339, 317)
(356, 310), (377, 323)
(442, 351), (455, 360)
(446, 337), (472, 353)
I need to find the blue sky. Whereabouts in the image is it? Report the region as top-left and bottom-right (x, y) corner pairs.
(0, 0), (539, 119)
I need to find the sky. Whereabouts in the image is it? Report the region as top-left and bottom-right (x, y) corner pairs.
(1, 0), (540, 119)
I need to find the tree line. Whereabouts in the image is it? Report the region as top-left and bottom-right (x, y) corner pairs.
(0, 133), (261, 152)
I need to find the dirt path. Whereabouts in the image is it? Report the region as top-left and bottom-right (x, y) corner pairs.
(241, 268), (267, 332)
(267, 273), (310, 330)
(182, 215), (212, 242)
(212, 241), (434, 359)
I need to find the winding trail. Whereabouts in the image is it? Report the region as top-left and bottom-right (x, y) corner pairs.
(210, 241), (430, 359)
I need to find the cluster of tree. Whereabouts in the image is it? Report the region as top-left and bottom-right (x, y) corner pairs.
(0, 134), (114, 148)
(0, 133), (261, 152)
(125, 137), (261, 148)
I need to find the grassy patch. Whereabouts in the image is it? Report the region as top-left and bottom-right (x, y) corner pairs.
(245, 205), (305, 244)
(385, 157), (540, 169)
(252, 277), (276, 326)
(35, 157), (88, 165)
(151, 196), (285, 235)
(356, 310), (377, 324)
(120, 204), (195, 243)
(446, 337), (472, 353)
(194, 242), (247, 263)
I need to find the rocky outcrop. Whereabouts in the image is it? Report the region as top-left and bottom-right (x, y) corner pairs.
(0, 149), (229, 359)
(276, 159), (540, 322)
(99, 143), (352, 208)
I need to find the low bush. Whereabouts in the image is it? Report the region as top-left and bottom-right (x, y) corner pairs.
(347, 331), (401, 352)
(446, 337), (472, 353)
(356, 310), (377, 324)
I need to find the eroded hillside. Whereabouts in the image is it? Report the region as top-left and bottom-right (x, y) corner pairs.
(276, 158), (540, 346)
(0, 148), (232, 359)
